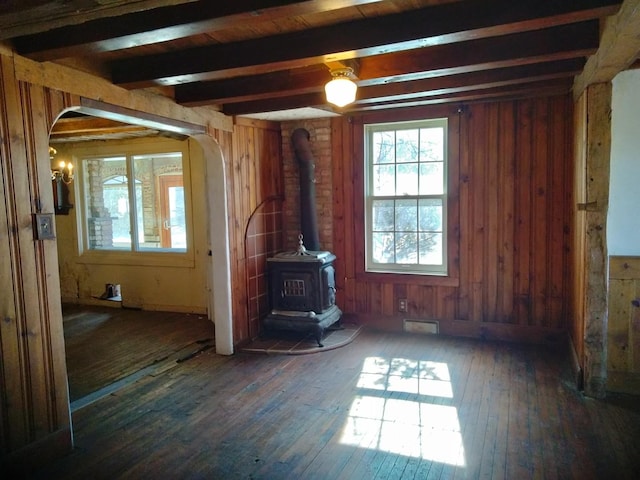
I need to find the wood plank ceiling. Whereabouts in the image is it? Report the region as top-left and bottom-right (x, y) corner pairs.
(0, 0), (625, 123)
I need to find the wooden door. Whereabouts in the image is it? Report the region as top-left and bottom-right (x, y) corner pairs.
(158, 175), (184, 248)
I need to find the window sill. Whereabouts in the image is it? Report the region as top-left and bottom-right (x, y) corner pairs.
(76, 250), (195, 268)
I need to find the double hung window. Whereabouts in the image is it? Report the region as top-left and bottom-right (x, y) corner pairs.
(364, 118), (448, 275)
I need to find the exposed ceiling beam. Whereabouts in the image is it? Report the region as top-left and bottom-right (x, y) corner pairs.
(226, 77), (574, 116)
(1, 0), (625, 122)
(573, 0), (640, 97)
(178, 58), (584, 108)
(13, 0), (384, 61)
(0, 0), (195, 40)
(348, 78), (575, 112)
(176, 67), (328, 106)
(353, 59), (585, 105)
(177, 23), (598, 108)
(110, 1), (617, 88)
(355, 22), (597, 85)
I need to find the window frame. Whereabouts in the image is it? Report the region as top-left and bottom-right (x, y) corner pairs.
(69, 137), (195, 268)
(352, 107), (460, 287)
(364, 118), (449, 275)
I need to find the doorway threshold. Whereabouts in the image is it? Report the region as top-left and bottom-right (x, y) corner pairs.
(70, 340), (213, 412)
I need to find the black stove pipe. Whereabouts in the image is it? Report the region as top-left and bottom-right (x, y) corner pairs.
(291, 128), (320, 251)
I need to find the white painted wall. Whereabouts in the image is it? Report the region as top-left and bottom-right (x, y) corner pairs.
(609, 69), (640, 256)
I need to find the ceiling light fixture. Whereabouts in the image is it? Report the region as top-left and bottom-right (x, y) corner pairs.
(325, 67), (357, 107)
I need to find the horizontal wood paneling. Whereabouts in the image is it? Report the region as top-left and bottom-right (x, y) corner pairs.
(332, 96), (574, 342)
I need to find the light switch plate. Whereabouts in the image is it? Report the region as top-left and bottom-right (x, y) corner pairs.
(34, 213), (55, 240)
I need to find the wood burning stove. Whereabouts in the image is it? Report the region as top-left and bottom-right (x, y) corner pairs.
(263, 128), (342, 346)
(264, 236), (342, 346)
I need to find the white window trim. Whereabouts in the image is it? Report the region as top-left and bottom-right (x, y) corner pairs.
(68, 137), (195, 267)
(364, 118), (448, 276)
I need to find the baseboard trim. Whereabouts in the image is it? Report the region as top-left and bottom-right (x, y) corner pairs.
(61, 298), (207, 315)
(606, 371), (640, 395)
(357, 314), (567, 345)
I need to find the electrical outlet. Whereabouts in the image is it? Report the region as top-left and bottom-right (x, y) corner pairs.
(398, 298), (408, 312)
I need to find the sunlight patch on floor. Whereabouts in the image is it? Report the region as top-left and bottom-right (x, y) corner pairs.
(340, 356), (466, 466)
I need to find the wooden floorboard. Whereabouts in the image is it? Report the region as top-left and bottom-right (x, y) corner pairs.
(27, 308), (640, 479)
(62, 304), (215, 401)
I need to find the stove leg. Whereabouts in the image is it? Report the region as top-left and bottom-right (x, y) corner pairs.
(313, 325), (325, 347)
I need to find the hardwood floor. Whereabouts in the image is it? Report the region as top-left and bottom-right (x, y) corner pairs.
(34, 309), (640, 479)
(62, 304), (215, 403)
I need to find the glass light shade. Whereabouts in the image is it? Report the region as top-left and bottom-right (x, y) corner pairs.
(325, 76), (357, 107)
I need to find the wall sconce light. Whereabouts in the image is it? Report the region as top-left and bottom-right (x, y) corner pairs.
(325, 67), (357, 107)
(50, 146), (74, 215)
(50, 147), (74, 184)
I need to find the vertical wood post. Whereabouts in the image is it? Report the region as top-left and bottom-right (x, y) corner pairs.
(582, 82), (612, 398)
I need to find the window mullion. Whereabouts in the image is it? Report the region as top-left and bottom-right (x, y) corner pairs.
(127, 154), (139, 251)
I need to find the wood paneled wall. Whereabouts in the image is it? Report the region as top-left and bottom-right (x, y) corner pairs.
(0, 50), (282, 467)
(607, 256), (640, 394)
(0, 56), (76, 467)
(331, 96), (574, 343)
(220, 117), (283, 343)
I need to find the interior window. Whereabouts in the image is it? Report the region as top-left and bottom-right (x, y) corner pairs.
(82, 151), (186, 252)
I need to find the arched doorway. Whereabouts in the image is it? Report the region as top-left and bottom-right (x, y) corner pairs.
(195, 134), (233, 355)
(49, 106), (234, 356)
